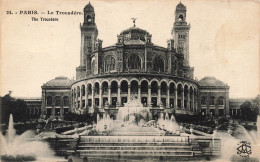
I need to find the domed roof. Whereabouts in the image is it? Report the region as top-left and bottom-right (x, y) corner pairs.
(198, 77), (226, 87)
(120, 26), (150, 35)
(45, 76), (72, 87)
(176, 2), (186, 10)
(84, 2), (94, 12)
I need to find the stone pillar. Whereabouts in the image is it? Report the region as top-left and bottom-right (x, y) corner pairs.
(61, 97), (64, 117)
(166, 85), (170, 108)
(192, 91), (195, 110)
(158, 86), (161, 106)
(195, 90), (198, 111)
(175, 88), (177, 108)
(51, 97), (55, 115)
(85, 86), (88, 108)
(138, 85), (141, 102)
(187, 89), (190, 110)
(92, 85), (95, 108)
(41, 90), (46, 114)
(80, 87), (82, 109)
(128, 85), (131, 100)
(181, 87), (184, 109)
(206, 98), (210, 116)
(108, 85), (111, 106)
(118, 86), (121, 105)
(75, 88), (78, 108)
(148, 85), (151, 106)
(99, 87), (102, 108)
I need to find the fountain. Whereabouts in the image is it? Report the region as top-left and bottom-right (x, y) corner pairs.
(211, 115), (260, 161)
(63, 97), (221, 161)
(0, 114), (59, 161)
(96, 114), (114, 132)
(117, 96), (151, 123)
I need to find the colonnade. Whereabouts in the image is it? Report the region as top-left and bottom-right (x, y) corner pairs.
(71, 79), (198, 112)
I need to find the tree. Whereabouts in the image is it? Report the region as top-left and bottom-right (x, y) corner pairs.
(240, 100), (258, 122)
(0, 91), (27, 123)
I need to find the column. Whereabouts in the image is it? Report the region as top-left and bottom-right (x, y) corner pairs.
(108, 85), (111, 106)
(148, 85), (151, 106)
(85, 85), (88, 108)
(71, 90), (73, 109)
(195, 90), (198, 111)
(92, 86), (95, 108)
(174, 88), (177, 108)
(75, 88), (78, 108)
(80, 87), (82, 109)
(128, 85), (131, 100)
(61, 97), (64, 117)
(187, 89), (190, 110)
(157, 86), (161, 106)
(192, 91), (195, 110)
(99, 87), (102, 109)
(118, 86), (121, 105)
(41, 90), (46, 115)
(51, 97), (55, 115)
(166, 85), (170, 108)
(206, 98), (210, 116)
(138, 85), (141, 102)
(181, 87), (184, 109)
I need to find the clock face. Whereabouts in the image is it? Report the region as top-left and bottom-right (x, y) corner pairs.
(88, 18), (92, 22)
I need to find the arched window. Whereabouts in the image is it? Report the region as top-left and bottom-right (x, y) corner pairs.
(128, 54), (141, 70)
(201, 96), (206, 105)
(111, 81), (118, 94)
(177, 84), (183, 96)
(86, 15), (92, 24)
(55, 96), (61, 106)
(104, 56), (116, 72)
(218, 97), (224, 105)
(141, 81), (148, 94)
(161, 82), (167, 95)
(82, 85), (85, 96)
(121, 80), (128, 93)
(178, 14), (183, 21)
(102, 82), (108, 95)
(151, 81), (158, 94)
(87, 84), (92, 95)
(77, 86), (80, 97)
(131, 80), (138, 94)
(63, 96), (69, 106)
(169, 83), (175, 95)
(47, 96), (52, 106)
(153, 56), (164, 72)
(209, 96), (215, 105)
(94, 83), (100, 95)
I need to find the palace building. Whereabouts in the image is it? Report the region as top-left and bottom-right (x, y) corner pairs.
(41, 2), (230, 118)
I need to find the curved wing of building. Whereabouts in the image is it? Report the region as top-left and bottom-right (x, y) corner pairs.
(41, 2), (230, 118)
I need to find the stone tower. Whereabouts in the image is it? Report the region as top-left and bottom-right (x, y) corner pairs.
(79, 2), (98, 75)
(172, 2), (190, 67)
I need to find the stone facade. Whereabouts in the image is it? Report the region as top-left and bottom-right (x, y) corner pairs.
(41, 77), (72, 117)
(40, 2), (231, 118)
(71, 2), (201, 116)
(198, 77), (230, 117)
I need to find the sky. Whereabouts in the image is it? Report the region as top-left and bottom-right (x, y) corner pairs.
(0, 0), (259, 98)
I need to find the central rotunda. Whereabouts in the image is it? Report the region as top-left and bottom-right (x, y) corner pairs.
(71, 2), (199, 117)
